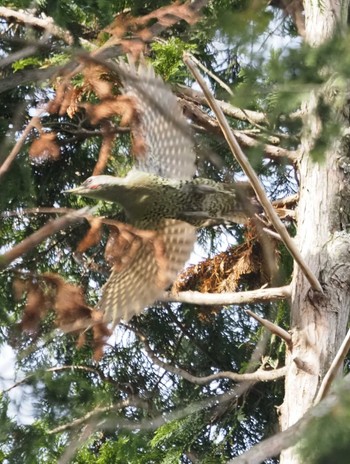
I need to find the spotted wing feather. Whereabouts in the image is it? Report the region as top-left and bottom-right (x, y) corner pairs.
(100, 219), (196, 326)
(118, 59), (195, 180)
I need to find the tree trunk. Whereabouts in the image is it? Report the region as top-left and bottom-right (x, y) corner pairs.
(280, 1), (350, 463)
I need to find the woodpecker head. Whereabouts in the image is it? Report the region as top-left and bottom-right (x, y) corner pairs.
(66, 175), (128, 201)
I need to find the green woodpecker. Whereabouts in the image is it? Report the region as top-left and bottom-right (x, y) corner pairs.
(68, 59), (256, 326)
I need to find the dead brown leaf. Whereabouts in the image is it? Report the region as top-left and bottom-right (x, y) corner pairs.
(16, 272), (111, 359)
(29, 133), (60, 161)
(92, 122), (116, 175)
(81, 94), (136, 125)
(76, 217), (103, 253)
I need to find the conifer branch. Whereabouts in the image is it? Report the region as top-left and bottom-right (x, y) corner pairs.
(175, 84), (268, 124)
(180, 97), (297, 162)
(227, 376), (350, 464)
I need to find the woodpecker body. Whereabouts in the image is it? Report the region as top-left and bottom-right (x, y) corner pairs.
(68, 58), (255, 326)
(72, 169), (252, 229)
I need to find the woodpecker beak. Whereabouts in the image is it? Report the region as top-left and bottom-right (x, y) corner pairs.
(64, 185), (85, 194)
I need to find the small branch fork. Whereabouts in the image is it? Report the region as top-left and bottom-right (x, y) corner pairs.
(184, 55), (323, 294)
(133, 328), (286, 385)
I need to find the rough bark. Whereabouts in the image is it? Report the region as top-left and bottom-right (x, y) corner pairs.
(280, 1), (350, 462)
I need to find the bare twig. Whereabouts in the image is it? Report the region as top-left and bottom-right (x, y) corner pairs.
(314, 326), (350, 404)
(0, 66), (64, 94)
(245, 309), (292, 348)
(2, 365), (112, 394)
(185, 52), (234, 96)
(272, 193), (299, 208)
(184, 55), (323, 294)
(0, 115), (41, 181)
(51, 385), (249, 436)
(0, 45), (42, 69)
(262, 227), (283, 241)
(163, 285), (291, 305)
(227, 414), (303, 464)
(1, 207), (78, 218)
(0, 207), (93, 270)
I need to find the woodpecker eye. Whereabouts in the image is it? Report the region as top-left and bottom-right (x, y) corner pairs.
(82, 177), (100, 190)
(83, 177), (95, 188)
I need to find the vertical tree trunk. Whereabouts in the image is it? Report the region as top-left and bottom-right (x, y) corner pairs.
(280, 1), (350, 463)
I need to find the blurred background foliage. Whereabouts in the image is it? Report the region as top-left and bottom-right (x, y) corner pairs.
(1, 0), (348, 462)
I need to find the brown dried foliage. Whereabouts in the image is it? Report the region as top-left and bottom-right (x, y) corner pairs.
(76, 217), (103, 253)
(29, 132), (60, 161)
(14, 273), (111, 360)
(81, 94), (136, 125)
(92, 122), (117, 175)
(23, 1), (204, 171)
(82, 64), (113, 99)
(105, 1), (201, 47)
(174, 224), (277, 293)
(47, 82), (81, 117)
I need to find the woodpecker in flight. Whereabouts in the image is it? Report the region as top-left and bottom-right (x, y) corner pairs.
(68, 59), (256, 326)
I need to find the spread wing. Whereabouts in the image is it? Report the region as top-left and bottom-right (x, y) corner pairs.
(99, 219), (196, 327)
(118, 59), (196, 180)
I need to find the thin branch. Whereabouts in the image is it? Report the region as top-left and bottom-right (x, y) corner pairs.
(245, 309), (292, 348)
(48, 396), (150, 434)
(185, 52), (234, 96)
(262, 227), (282, 241)
(0, 7), (74, 44)
(2, 365), (99, 393)
(51, 385), (249, 436)
(233, 128), (298, 161)
(184, 55), (323, 294)
(227, 415), (302, 464)
(0, 115), (41, 181)
(0, 45), (41, 69)
(0, 65), (63, 94)
(1, 207), (78, 218)
(314, 326), (350, 404)
(135, 329), (286, 385)
(0, 207), (94, 270)
(272, 193), (299, 208)
(163, 285), (291, 306)
(176, 84), (268, 125)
